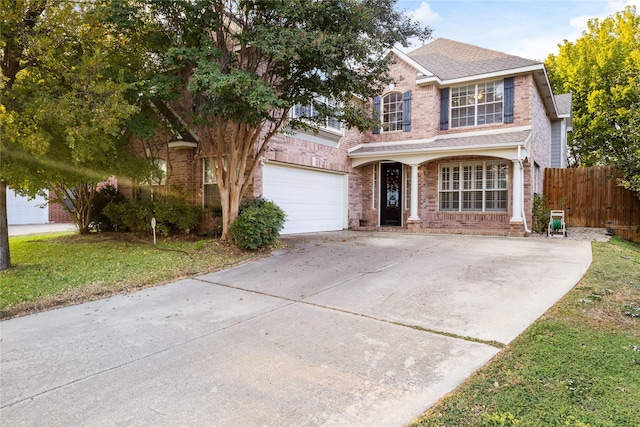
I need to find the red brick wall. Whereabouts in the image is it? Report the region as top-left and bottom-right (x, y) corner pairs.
(48, 202), (73, 223)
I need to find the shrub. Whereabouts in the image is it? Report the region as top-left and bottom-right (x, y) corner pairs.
(89, 184), (125, 232)
(104, 197), (202, 235)
(229, 197), (286, 250)
(532, 193), (550, 235)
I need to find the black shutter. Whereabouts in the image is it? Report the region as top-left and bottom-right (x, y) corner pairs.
(373, 96), (381, 134)
(504, 77), (514, 123)
(402, 90), (412, 132)
(440, 88), (449, 130)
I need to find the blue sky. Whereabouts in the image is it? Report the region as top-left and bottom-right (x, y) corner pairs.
(395, 0), (639, 61)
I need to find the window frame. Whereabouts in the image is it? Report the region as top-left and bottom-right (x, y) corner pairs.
(450, 80), (504, 129)
(292, 95), (342, 134)
(381, 92), (404, 132)
(202, 158), (221, 209)
(438, 160), (508, 212)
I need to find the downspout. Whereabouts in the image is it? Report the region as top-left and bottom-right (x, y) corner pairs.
(518, 144), (532, 234)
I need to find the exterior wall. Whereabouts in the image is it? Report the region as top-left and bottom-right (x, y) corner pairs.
(49, 202), (73, 223)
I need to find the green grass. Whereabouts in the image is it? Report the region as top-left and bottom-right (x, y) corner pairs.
(0, 232), (257, 318)
(410, 237), (640, 427)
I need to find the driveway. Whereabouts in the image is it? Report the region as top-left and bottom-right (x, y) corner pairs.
(0, 232), (592, 426)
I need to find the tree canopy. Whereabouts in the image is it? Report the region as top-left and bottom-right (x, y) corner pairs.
(545, 6), (640, 195)
(145, 0), (431, 239)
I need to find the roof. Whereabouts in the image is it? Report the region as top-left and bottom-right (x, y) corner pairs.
(407, 38), (541, 81)
(348, 128), (532, 166)
(554, 93), (572, 117)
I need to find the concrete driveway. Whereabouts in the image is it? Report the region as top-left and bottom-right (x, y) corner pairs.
(1, 232), (592, 426)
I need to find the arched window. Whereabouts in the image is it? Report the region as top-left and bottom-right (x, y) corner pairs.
(382, 92), (403, 132)
(373, 91), (411, 134)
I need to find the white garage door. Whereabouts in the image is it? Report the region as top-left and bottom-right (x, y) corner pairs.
(262, 163), (347, 235)
(7, 188), (49, 225)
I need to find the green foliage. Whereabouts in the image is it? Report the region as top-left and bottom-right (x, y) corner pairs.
(482, 412), (520, 426)
(144, 0), (431, 240)
(89, 184), (126, 232)
(531, 194), (551, 235)
(104, 197), (201, 236)
(229, 198), (286, 250)
(546, 6), (640, 196)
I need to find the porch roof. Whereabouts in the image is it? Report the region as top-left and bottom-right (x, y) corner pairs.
(348, 127), (532, 167)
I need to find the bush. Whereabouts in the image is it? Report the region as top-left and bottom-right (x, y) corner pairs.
(89, 184), (125, 232)
(229, 197), (286, 250)
(104, 196), (201, 236)
(532, 193), (550, 235)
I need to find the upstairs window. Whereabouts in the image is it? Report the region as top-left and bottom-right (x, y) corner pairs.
(382, 93), (404, 132)
(451, 81), (504, 128)
(373, 90), (412, 134)
(293, 96), (342, 132)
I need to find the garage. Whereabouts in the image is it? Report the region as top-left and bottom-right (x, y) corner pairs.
(262, 163), (347, 234)
(6, 188), (49, 225)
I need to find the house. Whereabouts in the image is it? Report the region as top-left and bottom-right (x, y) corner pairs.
(126, 38), (572, 236)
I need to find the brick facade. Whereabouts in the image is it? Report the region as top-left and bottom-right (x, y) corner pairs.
(129, 41), (567, 237)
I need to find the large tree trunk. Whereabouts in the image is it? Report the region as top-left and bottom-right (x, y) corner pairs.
(0, 180), (11, 270)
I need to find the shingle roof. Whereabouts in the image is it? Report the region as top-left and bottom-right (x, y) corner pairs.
(349, 129), (531, 156)
(554, 93), (572, 117)
(407, 38), (541, 80)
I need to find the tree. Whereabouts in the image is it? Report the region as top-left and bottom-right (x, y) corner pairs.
(145, 0), (431, 240)
(545, 6), (640, 196)
(1, 0), (158, 268)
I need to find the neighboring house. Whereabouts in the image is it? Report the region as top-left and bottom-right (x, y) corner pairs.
(127, 38), (572, 236)
(6, 188), (72, 225)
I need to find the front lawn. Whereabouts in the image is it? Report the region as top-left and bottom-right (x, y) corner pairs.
(0, 232), (257, 319)
(410, 237), (640, 426)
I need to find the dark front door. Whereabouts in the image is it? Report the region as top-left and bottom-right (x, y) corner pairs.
(380, 162), (402, 226)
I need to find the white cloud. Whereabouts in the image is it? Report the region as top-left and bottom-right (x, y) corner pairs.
(570, 0), (639, 32)
(412, 2), (441, 24)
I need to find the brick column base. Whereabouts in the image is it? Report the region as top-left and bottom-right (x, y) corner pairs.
(509, 220), (526, 237)
(406, 219), (422, 231)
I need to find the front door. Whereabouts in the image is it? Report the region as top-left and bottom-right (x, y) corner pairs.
(380, 162), (402, 226)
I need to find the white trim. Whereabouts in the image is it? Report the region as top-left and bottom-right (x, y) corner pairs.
(415, 64), (546, 86)
(389, 47), (435, 77)
(348, 126), (532, 153)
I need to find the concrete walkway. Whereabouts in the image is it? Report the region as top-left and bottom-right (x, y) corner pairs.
(8, 223), (77, 236)
(0, 232), (592, 426)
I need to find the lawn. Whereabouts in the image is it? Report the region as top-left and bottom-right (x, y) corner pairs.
(0, 232), (258, 319)
(409, 237), (640, 427)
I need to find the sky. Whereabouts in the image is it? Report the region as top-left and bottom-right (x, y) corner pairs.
(395, 0), (639, 61)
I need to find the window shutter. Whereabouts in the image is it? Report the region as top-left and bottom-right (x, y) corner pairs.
(440, 88), (449, 130)
(402, 90), (412, 132)
(373, 96), (381, 134)
(504, 77), (514, 123)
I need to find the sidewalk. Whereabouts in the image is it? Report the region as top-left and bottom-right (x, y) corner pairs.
(8, 223), (78, 236)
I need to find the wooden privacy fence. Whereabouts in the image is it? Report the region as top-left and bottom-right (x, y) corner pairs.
(544, 167), (640, 240)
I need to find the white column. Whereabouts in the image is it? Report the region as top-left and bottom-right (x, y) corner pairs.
(511, 160), (523, 222)
(408, 164), (420, 221)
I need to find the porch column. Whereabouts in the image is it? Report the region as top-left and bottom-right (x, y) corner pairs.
(408, 164), (420, 221)
(511, 160), (523, 222)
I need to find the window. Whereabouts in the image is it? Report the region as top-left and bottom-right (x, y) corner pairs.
(439, 161), (508, 212)
(404, 164), (411, 210)
(137, 158), (166, 200)
(451, 81), (504, 128)
(203, 159), (221, 208)
(372, 163), (378, 209)
(382, 93), (403, 132)
(293, 96), (342, 132)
